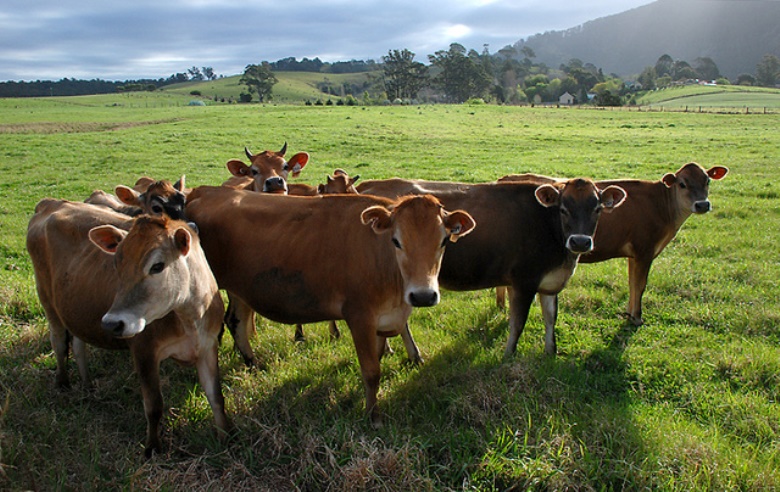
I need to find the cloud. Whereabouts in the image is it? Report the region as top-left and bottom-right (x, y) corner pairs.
(0, 0), (653, 80)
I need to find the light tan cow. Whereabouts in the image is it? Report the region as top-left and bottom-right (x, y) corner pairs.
(223, 142), (309, 193)
(185, 186), (475, 425)
(497, 162), (729, 325)
(26, 201), (229, 456)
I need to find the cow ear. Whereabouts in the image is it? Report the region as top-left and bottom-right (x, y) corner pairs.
(174, 175), (186, 191)
(707, 166), (728, 180)
(661, 173), (677, 188)
(227, 159), (250, 177)
(173, 228), (191, 257)
(361, 205), (393, 234)
(317, 183), (326, 194)
(288, 152), (309, 177)
(351, 174), (360, 185)
(445, 210), (476, 243)
(134, 176), (155, 191)
(534, 184), (560, 207)
(89, 225), (128, 254)
(115, 185), (141, 206)
(600, 185), (627, 213)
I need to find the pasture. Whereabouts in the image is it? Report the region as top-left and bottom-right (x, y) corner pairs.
(0, 96), (779, 490)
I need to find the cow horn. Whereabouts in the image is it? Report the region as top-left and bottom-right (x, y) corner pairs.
(279, 142), (288, 156)
(244, 147), (253, 159)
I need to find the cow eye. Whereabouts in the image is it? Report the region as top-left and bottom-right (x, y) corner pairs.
(152, 205), (163, 214)
(391, 237), (402, 249)
(283, 163), (290, 172)
(679, 181), (687, 189)
(149, 262), (165, 275)
(560, 207), (570, 217)
(250, 169), (258, 176)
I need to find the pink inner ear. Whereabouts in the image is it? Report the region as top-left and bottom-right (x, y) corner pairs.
(708, 166), (728, 180)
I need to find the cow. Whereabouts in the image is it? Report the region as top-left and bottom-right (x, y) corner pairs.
(223, 142), (309, 194)
(184, 186), (475, 425)
(287, 168), (361, 197)
(85, 176), (187, 220)
(357, 178), (626, 356)
(26, 201), (229, 456)
(497, 162), (729, 326)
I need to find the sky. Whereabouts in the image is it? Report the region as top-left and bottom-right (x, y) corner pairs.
(0, 0), (654, 82)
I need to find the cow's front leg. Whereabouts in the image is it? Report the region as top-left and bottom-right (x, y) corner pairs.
(133, 351), (164, 458)
(347, 317), (382, 427)
(627, 257), (652, 326)
(538, 293), (559, 356)
(504, 285), (537, 357)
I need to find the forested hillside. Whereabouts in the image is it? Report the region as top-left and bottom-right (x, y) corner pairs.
(514, 0), (780, 78)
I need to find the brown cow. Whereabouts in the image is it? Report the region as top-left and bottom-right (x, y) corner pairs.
(185, 186), (475, 425)
(223, 142), (309, 193)
(85, 176), (187, 220)
(497, 162), (729, 325)
(357, 178), (626, 356)
(26, 201), (229, 456)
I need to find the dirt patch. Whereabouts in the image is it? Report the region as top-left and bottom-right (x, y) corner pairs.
(0, 119), (179, 134)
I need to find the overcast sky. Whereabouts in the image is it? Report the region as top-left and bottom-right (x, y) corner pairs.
(0, 0), (654, 81)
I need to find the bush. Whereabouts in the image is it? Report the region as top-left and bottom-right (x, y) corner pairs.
(190, 90), (202, 96)
(466, 98), (486, 105)
(239, 92), (252, 103)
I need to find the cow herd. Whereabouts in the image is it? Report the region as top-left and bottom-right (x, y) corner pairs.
(25, 142), (728, 456)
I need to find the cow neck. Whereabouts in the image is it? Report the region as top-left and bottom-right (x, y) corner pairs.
(659, 180), (692, 231)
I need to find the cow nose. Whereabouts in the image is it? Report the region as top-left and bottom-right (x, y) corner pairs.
(264, 177), (287, 193)
(694, 200), (711, 214)
(408, 289), (439, 307)
(102, 319), (125, 337)
(567, 234), (593, 254)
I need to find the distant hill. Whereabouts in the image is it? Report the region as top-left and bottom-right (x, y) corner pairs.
(514, 0), (780, 79)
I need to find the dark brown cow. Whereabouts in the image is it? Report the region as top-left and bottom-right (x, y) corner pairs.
(497, 162), (728, 325)
(26, 202), (229, 456)
(357, 178), (626, 356)
(223, 142), (309, 194)
(85, 176), (187, 220)
(185, 186), (475, 424)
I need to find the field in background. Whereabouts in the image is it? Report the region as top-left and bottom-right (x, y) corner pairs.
(1, 97), (779, 490)
(636, 84), (780, 111)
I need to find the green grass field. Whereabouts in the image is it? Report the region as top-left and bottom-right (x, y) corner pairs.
(637, 84), (780, 110)
(1, 94), (779, 490)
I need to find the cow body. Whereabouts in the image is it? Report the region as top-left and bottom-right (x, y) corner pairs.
(357, 178), (625, 356)
(184, 186), (474, 424)
(498, 162), (728, 325)
(26, 201), (228, 456)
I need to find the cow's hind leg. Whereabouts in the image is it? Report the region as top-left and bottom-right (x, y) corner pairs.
(224, 293), (258, 367)
(48, 320), (70, 389)
(71, 336), (91, 387)
(195, 341), (231, 439)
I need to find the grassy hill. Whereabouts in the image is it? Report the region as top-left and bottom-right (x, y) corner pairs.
(160, 71), (380, 104)
(636, 85), (780, 110)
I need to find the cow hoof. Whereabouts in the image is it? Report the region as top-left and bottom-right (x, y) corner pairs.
(294, 335), (306, 343)
(623, 313), (644, 326)
(404, 356), (425, 366)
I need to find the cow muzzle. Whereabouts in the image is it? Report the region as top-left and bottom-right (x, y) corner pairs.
(263, 177), (287, 194)
(407, 288), (440, 307)
(101, 313), (146, 339)
(693, 200), (711, 214)
(566, 234), (594, 254)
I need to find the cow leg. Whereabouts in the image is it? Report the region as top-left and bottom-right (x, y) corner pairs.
(195, 341), (231, 439)
(399, 322), (423, 365)
(538, 293), (559, 356)
(496, 286), (508, 310)
(346, 319), (383, 427)
(504, 286), (536, 358)
(71, 336), (91, 387)
(328, 320), (341, 340)
(224, 293), (257, 367)
(133, 352), (164, 458)
(49, 322), (70, 388)
(627, 257), (652, 326)
(294, 324), (306, 342)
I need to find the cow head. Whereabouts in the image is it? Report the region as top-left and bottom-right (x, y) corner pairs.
(361, 195), (475, 307)
(535, 178), (626, 254)
(317, 169), (360, 194)
(115, 177), (187, 220)
(662, 162), (728, 214)
(89, 216), (211, 338)
(226, 142), (310, 194)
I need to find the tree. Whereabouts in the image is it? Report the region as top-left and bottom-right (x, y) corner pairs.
(735, 73), (756, 86)
(187, 66), (203, 81)
(201, 67), (216, 81)
(637, 66), (657, 90)
(240, 63), (278, 102)
(694, 57), (720, 81)
(654, 54), (674, 78)
(756, 54), (780, 87)
(382, 49), (428, 100)
(428, 44), (491, 103)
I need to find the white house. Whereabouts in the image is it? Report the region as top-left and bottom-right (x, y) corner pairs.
(559, 92), (575, 105)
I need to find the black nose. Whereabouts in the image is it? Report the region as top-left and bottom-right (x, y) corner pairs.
(409, 290), (439, 307)
(102, 319), (124, 337)
(694, 200), (711, 214)
(264, 177), (286, 193)
(567, 235), (593, 254)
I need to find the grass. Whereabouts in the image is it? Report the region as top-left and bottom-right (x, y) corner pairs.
(1, 96), (779, 490)
(637, 84), (780, 109)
